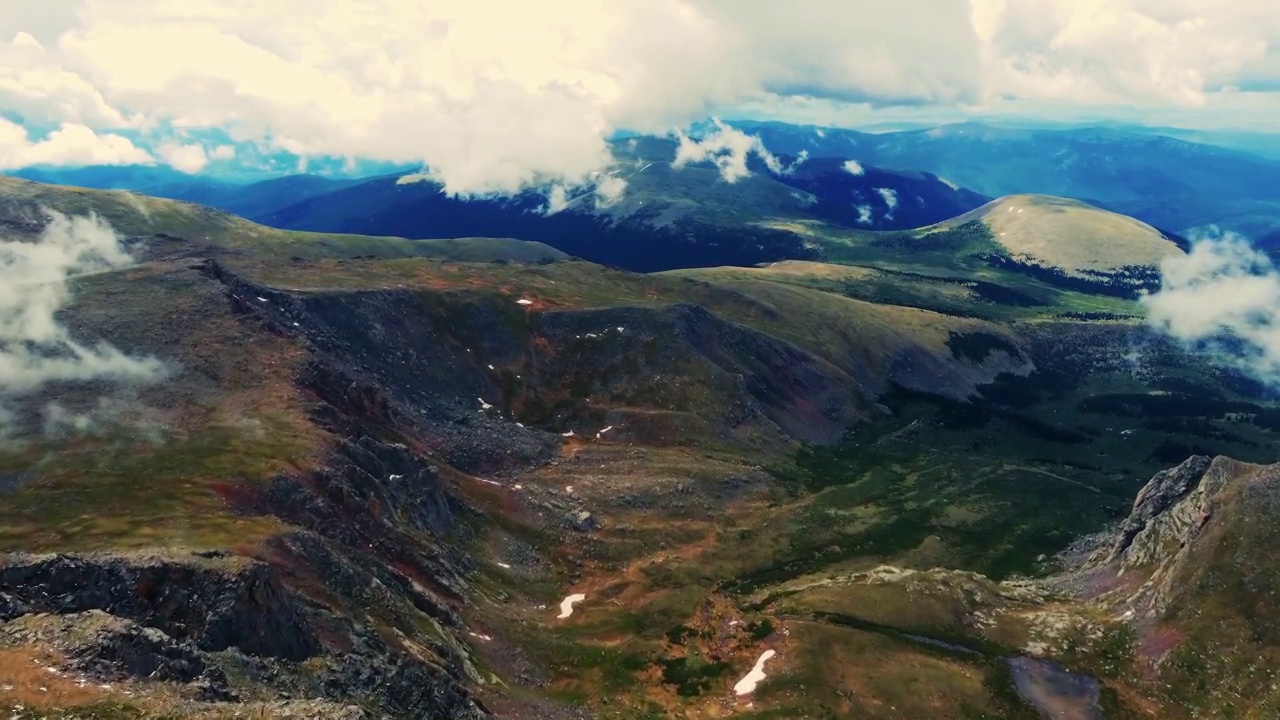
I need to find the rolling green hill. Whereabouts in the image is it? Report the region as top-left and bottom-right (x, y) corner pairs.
(1, 179), (1278, 719)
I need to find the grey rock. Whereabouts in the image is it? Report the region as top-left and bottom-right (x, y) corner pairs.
(1106, 455), (1213, 563)
(0, 552), (320, 661)
(572, 511), (601, 532)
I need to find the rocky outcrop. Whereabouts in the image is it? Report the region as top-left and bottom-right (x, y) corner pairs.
(0, 551), (320, 661)
(1104, 455), (1214, 566)
(1059, 455), (1279, 622)
(243, 435), (471, 598)
(0, 546), (487, 719)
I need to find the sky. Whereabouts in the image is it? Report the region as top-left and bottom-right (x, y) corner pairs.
(0, 0), (1277, 195)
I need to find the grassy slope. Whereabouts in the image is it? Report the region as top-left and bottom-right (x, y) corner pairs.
(3, 179), (1277, 718)
(0, 176), (567, 263)
(943, 194), (1183, 273)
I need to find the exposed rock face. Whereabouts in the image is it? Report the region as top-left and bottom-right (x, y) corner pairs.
(206, 260), (560, 475)
(0, 548), (486, 719)
(1105, 455), (1214, 566)
(0, 552), (320, 661)
(1065, 455), (1279, 621)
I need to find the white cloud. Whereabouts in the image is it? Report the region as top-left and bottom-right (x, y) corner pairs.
(396, 171), (431, 186)
(0, 117), (152, 169)
(210, 143), (235, 160)
(594, 174), (627, 208)
(843, 159), (865, 176)
(673, 118), (781, 183)
(544, 185), (571, 215)
(0, 0), (1275, 191)
(0, 209), (166, 433)
(972, 0), (1280, 107)
(876, 187), (899, 215)
(1143, 229), (1280, 384)
(855, 205), (874, 225)
(156, 141), (208, 173)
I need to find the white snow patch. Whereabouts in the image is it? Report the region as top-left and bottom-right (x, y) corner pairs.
(562, 430), (576, 437)
(468, 632), (493, 642)
(517, 298), (534, 306)
(595, 425), (614, 439)
(388, 474), (404, 481)
(256, 296), (268, 303)
(733, 649), (777, 695)
(497, 562), (512, 569)
(488, 364), (495, 370)
(565, 485), (574, 494)
(557, 593), (586, 619)
(478, 398), (493, 411)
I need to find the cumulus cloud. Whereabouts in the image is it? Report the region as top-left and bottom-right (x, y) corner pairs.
(0, 0), (1276, 192)
(1143, 229), (1280, 384)
(594, 174), (627, 208)
(0, 209), (167, 434)
(972, 0), (1279, 107)
(156, 142), (208, 173)
(0, 117), (152, 169)
(210, 144), (235, 160)
(673, 119), (783, 183)
(855, 205), (874, 225)
(843, 159), (865, 176)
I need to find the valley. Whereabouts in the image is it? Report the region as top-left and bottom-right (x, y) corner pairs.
(0, 167), (1278, 720)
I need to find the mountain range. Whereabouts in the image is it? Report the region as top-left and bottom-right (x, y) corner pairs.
(13, 120), (1280, 260)
(1, 119), (1280, 719)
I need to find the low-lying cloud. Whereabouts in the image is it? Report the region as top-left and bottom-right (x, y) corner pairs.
(1142, 229), (1280, 384)
(0, 209), (167, 435)
(672, 119), (785, 183)
(843, 159), (865, 176)
(875, 187), (899, 220)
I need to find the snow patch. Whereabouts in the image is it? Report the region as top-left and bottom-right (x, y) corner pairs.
(478, 398), (493, 411)
(595, 425), (614, 439)
(733, 649), (777, 695)
(557, 593), (586, 619)
(517, 298), (534, 306)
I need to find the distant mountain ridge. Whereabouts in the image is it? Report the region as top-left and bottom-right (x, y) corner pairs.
(731, 119), (1280, 243)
